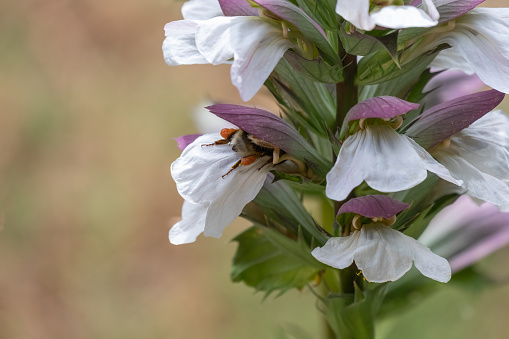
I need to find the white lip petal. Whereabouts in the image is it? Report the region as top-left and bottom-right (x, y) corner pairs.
(182, 0), (224, 20)
(196, 16), (292, 101)
(326, 125), (459, 201)
(229, 22), (294, 101)
(371, 5), (438, 29)
(169, 200), (208, 245)
(195, 16), (241, 65)
(312, 224), (451, 283)
(163, 21), (209, 66)
(171, 133), (271, 240)
(432, 8), (509, 93)
(335, 0), (374, 31)
(435, 147), (509, 206)
(431, 110), (509, 206)
(430, 48), (476, 75)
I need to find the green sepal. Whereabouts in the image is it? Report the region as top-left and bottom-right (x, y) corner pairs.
(284, 51), (344, 84)
(231, 226), (325, 297)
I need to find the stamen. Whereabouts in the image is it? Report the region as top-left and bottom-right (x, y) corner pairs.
(431, 137), (452, 152)
(281, 21), (288, 39)
(352, 214), (363, 230)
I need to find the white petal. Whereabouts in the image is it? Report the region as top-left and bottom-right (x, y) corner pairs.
(182, 0), (223, 20)
(196, 16), (292, 101)
(432, 110), (509, 205)
(169, 200), (208, 245)
(163, 20), (208, 65)
(433, 9), (509, 93)
(171, 134), (271, 238)
(313, 224), (451, 283)
(374, 225), (451, 283)
(195, 16), (242, 65)
(326, 125), (459, 201)
(311, 233), (358, 270)
(229, 21), (294, 101)
(430, 48), (476, 75)
(407, 138), (462, 186)
(371, 5), (438, 30)
(335, 0), (374, 31)
(435, 149), (509, 206)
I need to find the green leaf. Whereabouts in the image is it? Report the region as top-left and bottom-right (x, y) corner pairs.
(247, 178), (328, 244)
(272, 57), (336, 133)
(284, 51), (343, 84)
(357, 49), (436, 86)
(231, 226), (324, 296)
(359, 63), (434, 103)
(340, 29), (399, 64)
(323, 283), (388, 339)
(293, 0), (338, 31)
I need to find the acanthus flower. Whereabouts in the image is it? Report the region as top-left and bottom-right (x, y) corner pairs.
(406, 90), (509, 206)
(336, 0), (439, 31)
(170, 104), (327, 244)
(162, 0), (329, 101)
(402, 4), (509, 93)
(311, 195), (451, 283)
(326, 96), (461, 202)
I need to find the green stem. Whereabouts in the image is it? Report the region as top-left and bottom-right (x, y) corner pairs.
(335, 47), (358, 129)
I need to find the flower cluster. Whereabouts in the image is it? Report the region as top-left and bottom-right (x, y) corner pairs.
(162, 0), (509, 336)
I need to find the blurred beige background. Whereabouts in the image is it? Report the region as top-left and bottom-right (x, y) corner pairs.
(0, 0), (508, 338)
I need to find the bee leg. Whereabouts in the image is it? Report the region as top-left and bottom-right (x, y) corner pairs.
(272, 147), (280, 164)
(221, 159), (242, 178)
(202, 139), (229, 147)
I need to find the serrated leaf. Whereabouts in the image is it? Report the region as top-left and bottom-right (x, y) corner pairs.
(231, 226), (323, 296)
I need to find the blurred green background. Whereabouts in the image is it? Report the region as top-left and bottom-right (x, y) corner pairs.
(0, 0), (508, 338)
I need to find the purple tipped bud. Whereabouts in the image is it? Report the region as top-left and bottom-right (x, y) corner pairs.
(345, 97), (420, 124)
(406, 89), (505, 150)
(337, 195), (410, 219)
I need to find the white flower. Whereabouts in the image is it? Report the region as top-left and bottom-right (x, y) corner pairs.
(181, 0), (223, 20)
(428, 8), (509, 93)
(163, 13), (294, 101)
(431, 110), (509, 206)
(326, 124), (461, 201)
(312, 223), (451, 283)
(170, 133), (271, 244)
(336, 0), (439, 31)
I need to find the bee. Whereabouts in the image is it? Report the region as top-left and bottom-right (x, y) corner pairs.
(203, 128), (312, 178)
